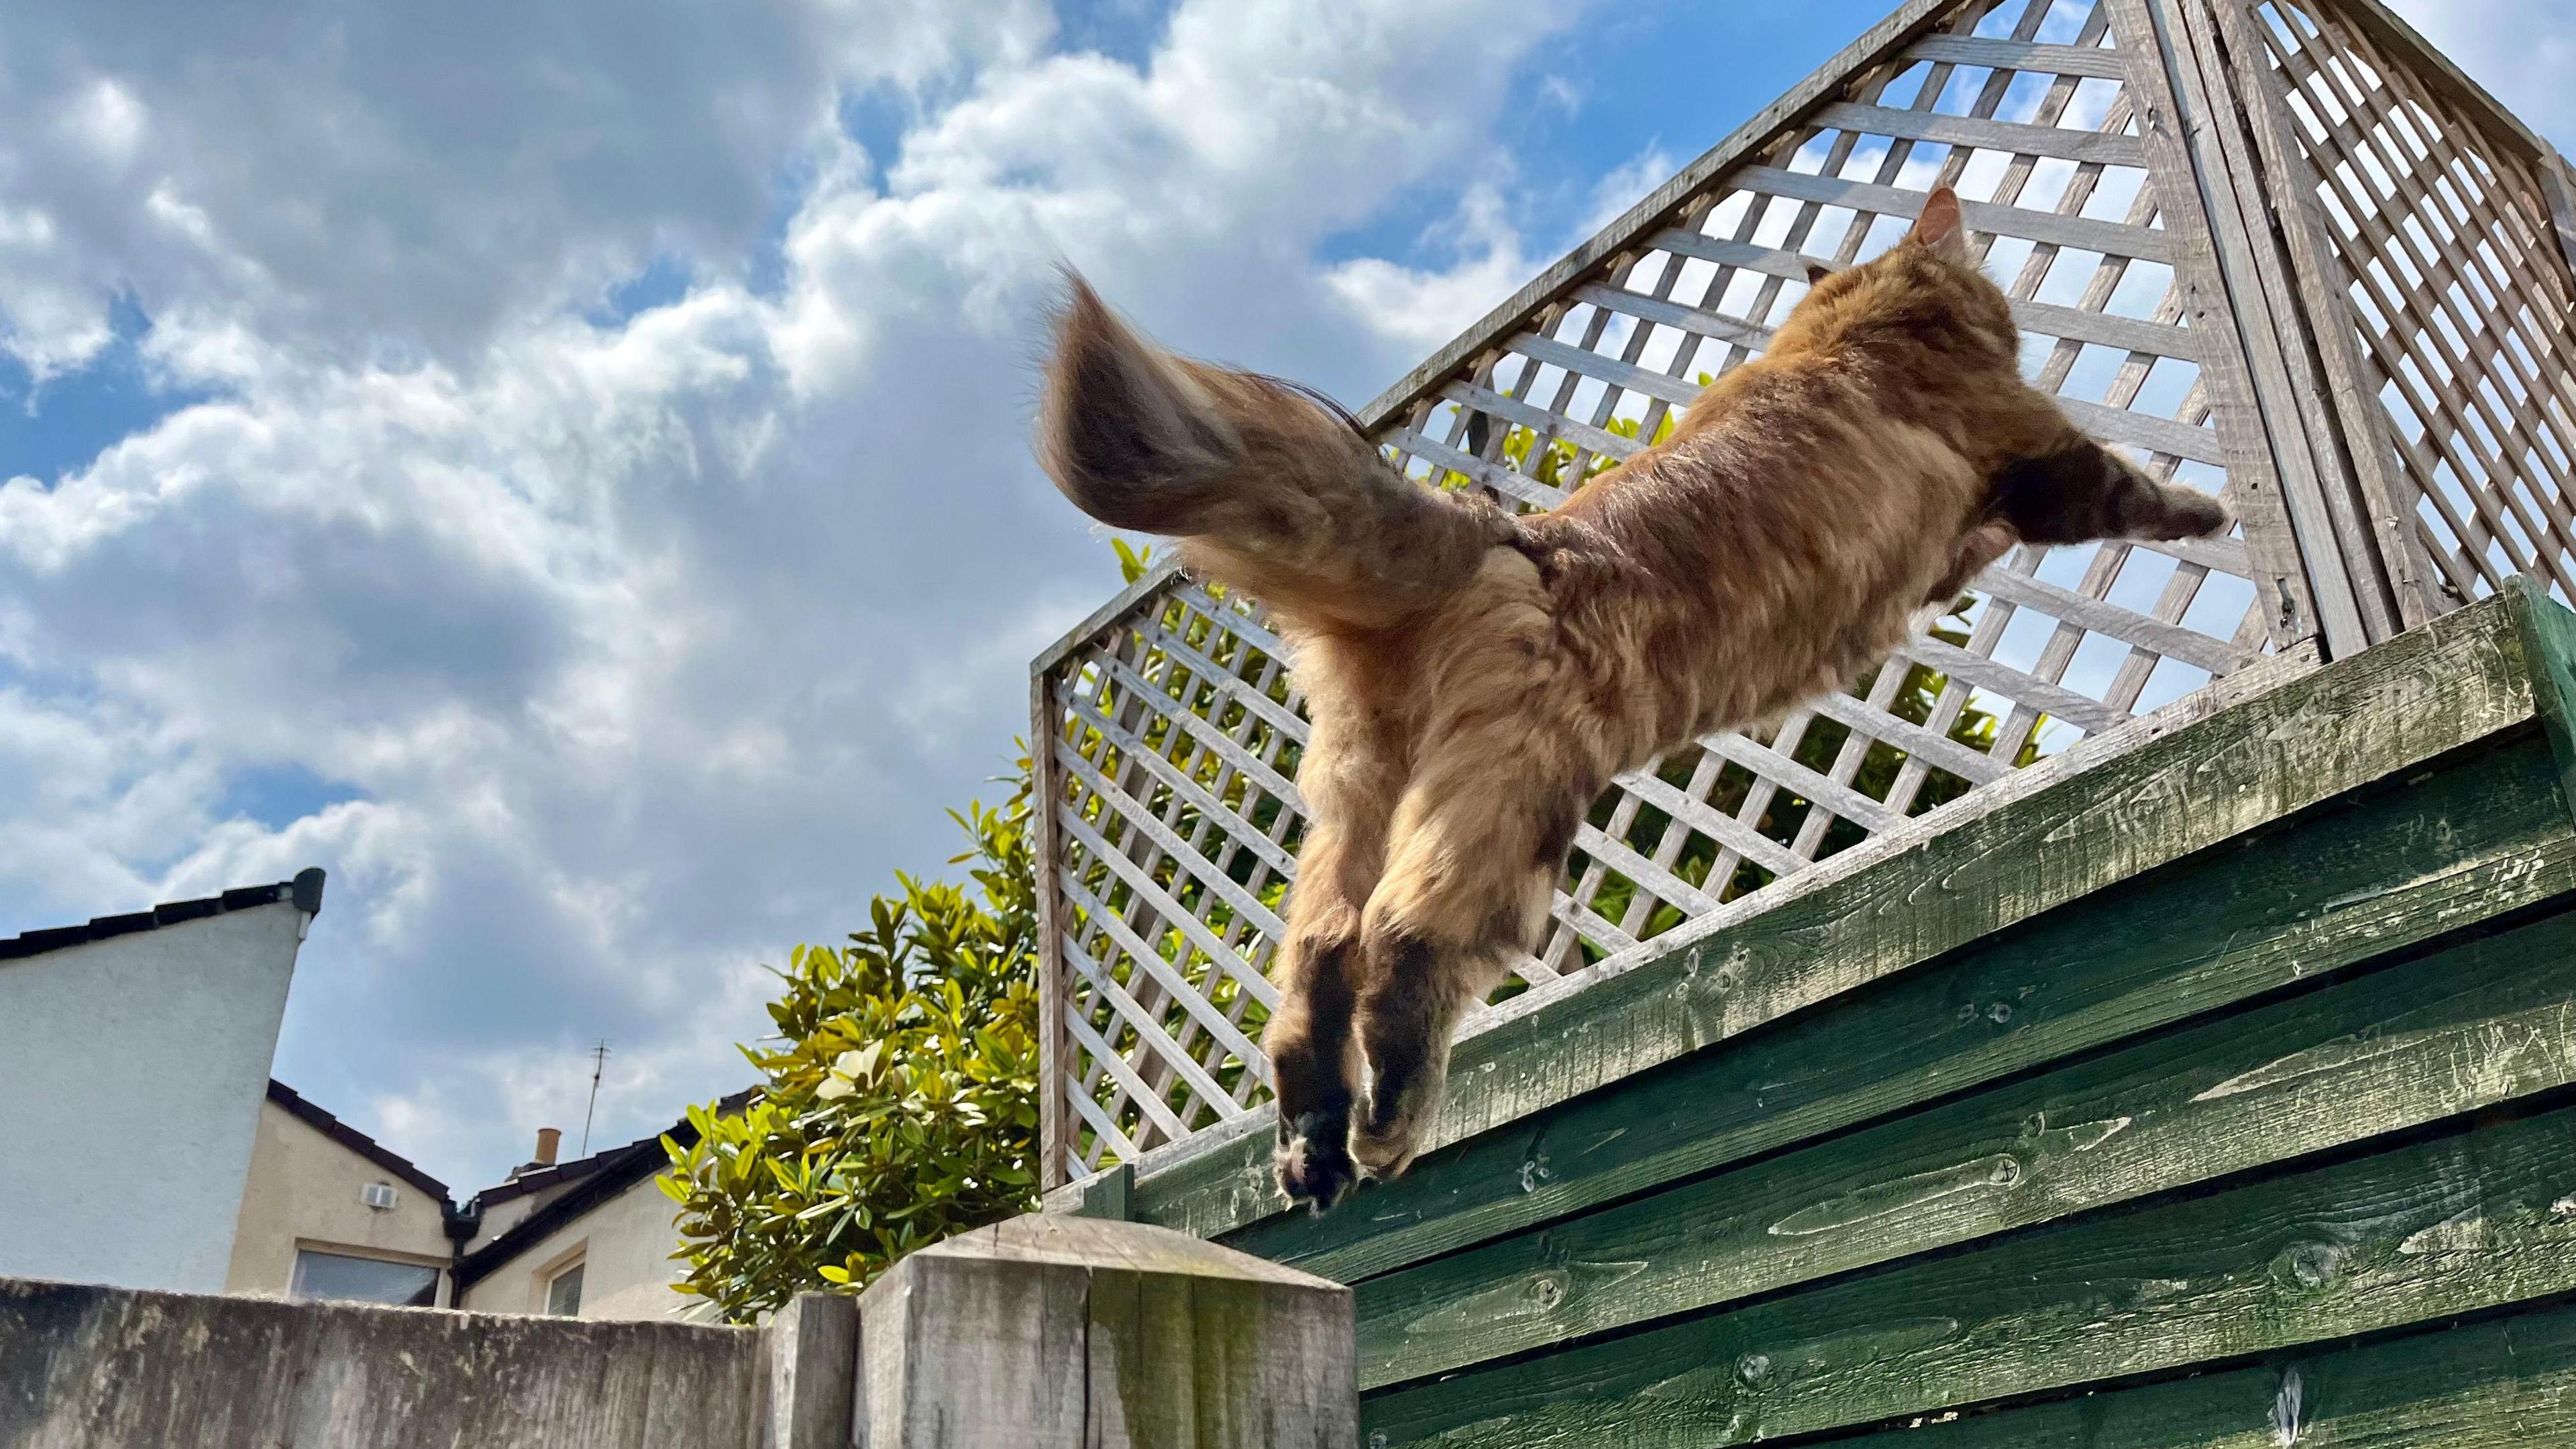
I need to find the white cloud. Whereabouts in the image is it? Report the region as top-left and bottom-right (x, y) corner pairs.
(61, 80), (147, 168)
(0, 0), (1599, 1189)
(1325, 181), (1540, 360)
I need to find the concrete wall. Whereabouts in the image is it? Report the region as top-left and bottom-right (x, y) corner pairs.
(0, 902), (307, 1295)
(458, 1169), (700, 1322)
(4, 1212), (1358, 1449)
(0, 1275), (768, 1449)
(223, 1097), (453, 1302)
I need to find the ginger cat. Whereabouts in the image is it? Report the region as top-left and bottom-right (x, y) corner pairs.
(1036, 188), (2229, 1210)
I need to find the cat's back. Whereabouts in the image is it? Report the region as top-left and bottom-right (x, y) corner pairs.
(1544, 343), (1960, 553)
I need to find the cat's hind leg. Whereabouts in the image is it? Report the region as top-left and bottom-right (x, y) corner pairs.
(1346, 730), (1591, 1181)
(1264, 690), (1407, 1213)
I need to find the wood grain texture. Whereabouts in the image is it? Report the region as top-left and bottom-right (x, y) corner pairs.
(2513, 574), (2576, 829)
(1126, 592), (2542, 1244)
(2543, 144), (2576, 279)
(1364, 1099), (2576, 1446)
(1356, 898), (2576, 1385)
(1903, 34), (2134, 80)
(1807, 99), (2148, 166)
(1841, 1296), (2576, 1448)
(0, 1277), (765, 1449)
(1229, 730), (2574, 1283)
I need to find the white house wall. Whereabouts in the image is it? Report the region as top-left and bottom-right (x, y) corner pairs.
(459, 1170), (702, 1322)
(0, 902), (305, 1293)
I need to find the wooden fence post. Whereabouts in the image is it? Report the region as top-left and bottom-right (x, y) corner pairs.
(853, 1214), (1356, 1448)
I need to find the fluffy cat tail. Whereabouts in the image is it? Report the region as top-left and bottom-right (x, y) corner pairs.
(1036, 273), (1509, 633)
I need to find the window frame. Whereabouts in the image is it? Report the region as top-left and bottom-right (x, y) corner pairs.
(539, 1248), (588, 1318)
(287, 1244), (445, 1308)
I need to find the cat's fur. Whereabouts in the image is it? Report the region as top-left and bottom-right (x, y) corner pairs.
(1036, 189), (2230, 1210)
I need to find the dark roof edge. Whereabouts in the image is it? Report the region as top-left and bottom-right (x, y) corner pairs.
(0, 869), (327, 963)
(453, 1087), (756, 1291)
(468, 1147), (616, 1208)
(453, 1136), (675, 1291)
(266, 1079), (451, 1205)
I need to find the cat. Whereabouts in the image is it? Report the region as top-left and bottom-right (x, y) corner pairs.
(1036, 186), (2230, 1211)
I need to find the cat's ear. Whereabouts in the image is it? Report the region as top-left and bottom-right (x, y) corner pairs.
(1804, 261), (1835, 284)
(1911, 186), (1970, 262)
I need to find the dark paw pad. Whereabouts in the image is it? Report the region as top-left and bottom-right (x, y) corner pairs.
(1275, 1112), (1358, 1214)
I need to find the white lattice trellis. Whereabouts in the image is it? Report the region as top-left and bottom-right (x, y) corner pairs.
(1028, 0), (2576, 1187)
(2247, 0), (2576, 612)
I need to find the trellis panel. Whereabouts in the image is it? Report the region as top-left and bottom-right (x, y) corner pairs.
(1022, 0), (2568, 1187)
(2232, 0), (2576, 623)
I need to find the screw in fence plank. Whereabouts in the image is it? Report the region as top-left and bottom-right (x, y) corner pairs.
(763, 1293), (861, 1449)
(852, 1214), (1355, 1448)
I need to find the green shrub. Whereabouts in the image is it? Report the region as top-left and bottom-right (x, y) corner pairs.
(660, 765), (1041, 1321)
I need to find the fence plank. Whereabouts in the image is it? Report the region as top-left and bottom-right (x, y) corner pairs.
(2108, 0), (2377, 649)
(1364, 1099), (2576, 1445)
(1359, 902), (2576, 1385)
(1835, 1297), (2576, 1448)
(1033, 671), (1075, 1188)
(761, 1293), (857, 1449)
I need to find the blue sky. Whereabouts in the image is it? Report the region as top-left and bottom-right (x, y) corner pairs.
(1, 0), (2567, 1193)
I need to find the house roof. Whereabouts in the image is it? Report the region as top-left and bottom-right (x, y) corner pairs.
(453, 1087), (755, 1291)
(266, 1079), (453, 1207)
(0, 869), (326, 963)
(470, 1141), (623, 1208)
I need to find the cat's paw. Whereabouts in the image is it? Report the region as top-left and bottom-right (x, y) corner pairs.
(1275, 1112), (1359, 1214)
(1349, 1086), (1430, 1181)
(2158, 488), (2233, 539)
(1348, 1117), (1424, 1182)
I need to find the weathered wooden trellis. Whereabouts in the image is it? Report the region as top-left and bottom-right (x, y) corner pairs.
(1028, 0), (2576, 1191)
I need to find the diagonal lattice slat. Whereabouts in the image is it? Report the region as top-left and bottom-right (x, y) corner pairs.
(1022, 0), (2561, 1187)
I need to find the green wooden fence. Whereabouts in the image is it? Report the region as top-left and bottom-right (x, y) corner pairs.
(1067, 582), (2576, 1446)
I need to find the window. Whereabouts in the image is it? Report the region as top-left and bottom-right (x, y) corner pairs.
(290, 1250), (439, 1307)
(545, 1260), (585, 1317)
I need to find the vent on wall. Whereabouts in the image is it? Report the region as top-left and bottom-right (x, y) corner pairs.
(360, 1182), (397, 1211)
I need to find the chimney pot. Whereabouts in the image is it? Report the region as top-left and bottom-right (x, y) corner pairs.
(534, 1127), (561, 1166)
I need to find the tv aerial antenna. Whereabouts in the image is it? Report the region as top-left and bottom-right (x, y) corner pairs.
(579, 1040), (611, 1157)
